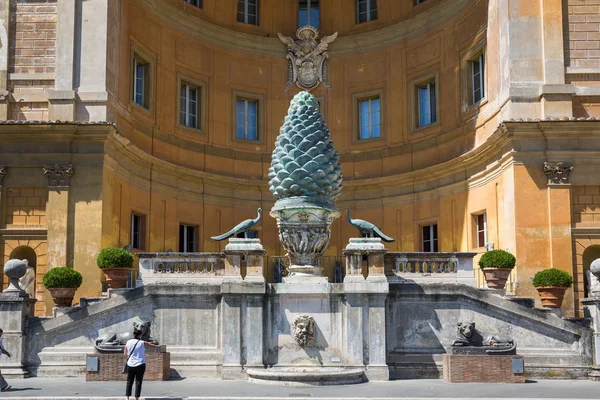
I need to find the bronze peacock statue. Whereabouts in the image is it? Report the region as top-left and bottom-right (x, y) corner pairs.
(211, 208), (262, 241)
(345, 208), (395, 242)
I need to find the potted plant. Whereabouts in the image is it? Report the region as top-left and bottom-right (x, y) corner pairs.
(532, 268), (573, 308)
(97, 247), (134, 289)
(478, 249), (516, 289)
(42, 267), (83, 307)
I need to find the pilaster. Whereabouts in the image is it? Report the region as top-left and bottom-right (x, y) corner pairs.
(221, 293), (243, 379)
(50, 0), (76, 120)
(221, 238), (266, 378)
(0, 166), (5, 228)
(44, 164), (73, 269)
(0, 0), (9, 120)
(342, 238), (390, 380)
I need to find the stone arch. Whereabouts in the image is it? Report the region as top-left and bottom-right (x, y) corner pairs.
(582, 245), (600, 298)
(9, 245), (37, 298)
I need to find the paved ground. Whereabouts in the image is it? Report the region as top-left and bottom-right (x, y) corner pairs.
(0, 378), (598, 399)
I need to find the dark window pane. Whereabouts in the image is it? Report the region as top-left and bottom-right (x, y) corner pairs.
(423, 226), (430, 241)
(432, 224), (438, 240)
(179, 224), (185, 252)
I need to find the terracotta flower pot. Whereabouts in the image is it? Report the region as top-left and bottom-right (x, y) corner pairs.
(102, 268), (132, 289)
(536, 286), (568, 308)
(482, 268), (512, 289)
(48, 287), (77, 307)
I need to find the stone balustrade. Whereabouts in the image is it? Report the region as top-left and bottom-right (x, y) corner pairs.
(137, 252), (226, 285)
(384, 252), (477, 286)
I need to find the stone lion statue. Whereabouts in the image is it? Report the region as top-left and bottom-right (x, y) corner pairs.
(94, 321), (157, 353)
(452, 321), (516, 355)
(293, 314), (315, 348)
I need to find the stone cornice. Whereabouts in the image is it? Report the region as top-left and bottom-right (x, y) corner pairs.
(142, 0), (473, 57)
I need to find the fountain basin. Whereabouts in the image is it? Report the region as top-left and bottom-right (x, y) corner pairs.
(247, 367), (366, 386)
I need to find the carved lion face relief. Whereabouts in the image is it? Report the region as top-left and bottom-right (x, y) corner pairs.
(293, 314), (315, 348)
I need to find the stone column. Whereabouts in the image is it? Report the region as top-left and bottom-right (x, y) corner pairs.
(43, 165), (73, 269)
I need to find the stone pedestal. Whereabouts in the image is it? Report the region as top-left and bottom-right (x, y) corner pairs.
(581, 296), (600, 381)
(0, 293), (36, 378)
(223, 238), (266, 282)
(270, 200), (340, 282)
(442, 354), (525, 383)
(342, 238), (387, 283)
(221, 238), (266, 379)
(85, 348), (170, 381)
(341, 238), (389, 380)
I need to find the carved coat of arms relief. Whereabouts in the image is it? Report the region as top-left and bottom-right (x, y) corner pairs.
(278, 26), (338, 91)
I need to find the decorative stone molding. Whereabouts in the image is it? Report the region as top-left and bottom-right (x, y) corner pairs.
(278, 27), (337, 91)
(543, 161), (573, 185)
(0, 165), (6, 186)
(293, 314), (315, 348)
(42, 164), (73, 187)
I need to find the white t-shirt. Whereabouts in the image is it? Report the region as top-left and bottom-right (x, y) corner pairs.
(125, 339), (145, 367)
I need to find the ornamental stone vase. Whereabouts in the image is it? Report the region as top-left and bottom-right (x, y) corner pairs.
(102, 268), (131, 289)
(536, 286), (568, 308)
(48, 287), (77, 307)
(482, 268), (512, 289)
(268, 92), (342, 280)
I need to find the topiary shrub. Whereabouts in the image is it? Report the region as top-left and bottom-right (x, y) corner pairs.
(97, 247), (134, 269)
(42, 267), (83, 289)
(478, 249), (516, 270)
(532, 268), (573, 288)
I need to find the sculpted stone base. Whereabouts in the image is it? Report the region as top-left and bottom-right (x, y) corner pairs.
(86, 350), (170, 381)
(442, 354), (525, 383)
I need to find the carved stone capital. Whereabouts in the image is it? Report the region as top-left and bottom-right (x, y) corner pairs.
(543, 161), (573, 185)
(42, 164), (73, 187)
(0, 165), (6, 187)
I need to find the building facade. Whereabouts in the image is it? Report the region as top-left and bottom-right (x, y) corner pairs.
(1, 0), (600, 316)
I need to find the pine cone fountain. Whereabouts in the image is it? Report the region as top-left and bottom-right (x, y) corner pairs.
(269, 91), (343, 280)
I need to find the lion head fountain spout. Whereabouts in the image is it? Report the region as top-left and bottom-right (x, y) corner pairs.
(268, 91), (343, 281)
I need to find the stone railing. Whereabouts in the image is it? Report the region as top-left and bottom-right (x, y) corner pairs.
(137, 252), (225, 285)
(384, 252), (477, 287)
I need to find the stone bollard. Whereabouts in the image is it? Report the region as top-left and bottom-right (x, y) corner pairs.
(0, 259), (36, 378)
(582, 258), (600, 381)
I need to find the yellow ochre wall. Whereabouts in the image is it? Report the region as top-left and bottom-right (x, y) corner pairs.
(5, 0), (600, 318)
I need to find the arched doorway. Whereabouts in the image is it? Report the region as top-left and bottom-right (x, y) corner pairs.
(9, 245), (37, 298)
(582, 245), (600, 298)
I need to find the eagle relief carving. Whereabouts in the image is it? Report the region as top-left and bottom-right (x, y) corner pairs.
(278, 26), (338, 91)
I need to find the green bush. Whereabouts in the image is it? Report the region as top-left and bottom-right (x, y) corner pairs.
(96, 247), (134, 269)
(42, 267), (83, 289)
(532, 268), (573, 288)
(478, 250), (516, 270)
